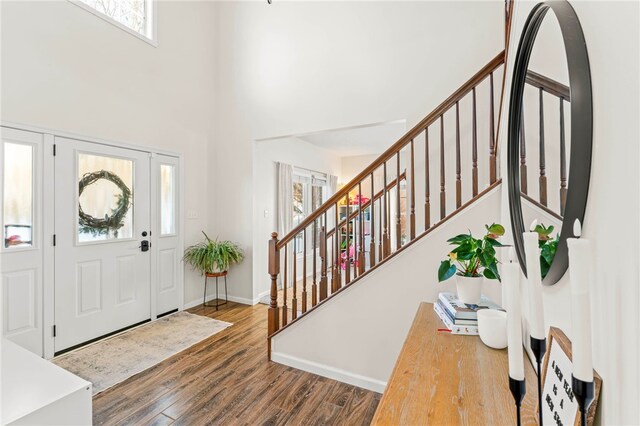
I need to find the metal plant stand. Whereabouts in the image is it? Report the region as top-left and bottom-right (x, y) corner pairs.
(203, 271), (228, 310)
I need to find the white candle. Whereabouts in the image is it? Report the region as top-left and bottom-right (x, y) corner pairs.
(568, 235), (594, 382)
(505, 254), (525, 380)
(523, 231), (545, 339)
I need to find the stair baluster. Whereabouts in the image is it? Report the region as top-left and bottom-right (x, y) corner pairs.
(559, 98), (567, 215)
(320, 221), (328, 301)
(410, 139), (416, 240)
(490, 72), (497, 184)
(520, 106), (528, 194)
(456, 101), (462, 209)
(358, 182), (365, 275)
(425, 128), (431, 229)
(312, 220), (317, 307)
(538, 87), (547, 207)
(302, 228), (307, 313)
(472, 87), (479, 197)
(369, 173), (376, 268)
(282, 244), (287, 326)
(395, 152), (401, 249)
(440, 114), (446, 220)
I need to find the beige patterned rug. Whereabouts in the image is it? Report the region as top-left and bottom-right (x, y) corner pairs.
(53, 311), (232, 395)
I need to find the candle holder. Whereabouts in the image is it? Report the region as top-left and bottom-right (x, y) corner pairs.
(572, 376), (594, 426)
(530, 336), (546, 425)
(509, 377), (526, 426)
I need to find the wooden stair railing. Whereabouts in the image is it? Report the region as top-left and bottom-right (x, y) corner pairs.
(520, 70), (570, 217)
(267, 51), (505, 354)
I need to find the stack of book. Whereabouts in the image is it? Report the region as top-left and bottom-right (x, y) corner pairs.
(434, 292), (502, 335)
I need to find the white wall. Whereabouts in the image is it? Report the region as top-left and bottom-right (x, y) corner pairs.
(212, 1), (505, 301)
(0, 1), (217, 305)
(0, 0), (506, 307)
(501, 2), (640, 423)
(340, 154), (380, 183)
(252, 136), (342, 298)
(271, 186), (503, 392)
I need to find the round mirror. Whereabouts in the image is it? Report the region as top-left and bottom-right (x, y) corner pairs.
(507, 0), (592, 285)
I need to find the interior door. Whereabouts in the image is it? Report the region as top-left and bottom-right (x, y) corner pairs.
(153, 154), (181, 315)
(1, 127), (44, 355)
(54, 137), (151, 353)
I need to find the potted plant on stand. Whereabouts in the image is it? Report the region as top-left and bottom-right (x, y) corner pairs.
(437, 223), (505, 304)
(183, 232), (244, 308)
(183, 232), (244, 274)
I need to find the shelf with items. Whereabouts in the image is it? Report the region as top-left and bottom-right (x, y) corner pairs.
(338, 203), (372, 270)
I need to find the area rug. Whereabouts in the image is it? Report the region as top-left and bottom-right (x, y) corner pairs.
(53, 311), (232, 395)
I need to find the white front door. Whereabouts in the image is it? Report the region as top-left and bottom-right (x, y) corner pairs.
(1, 127), (44, 355)
(54, 137), (151, 353)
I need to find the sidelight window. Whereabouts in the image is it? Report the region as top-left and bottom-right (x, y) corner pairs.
(3, 142), (34, 248)
(160, 164), (175, 235)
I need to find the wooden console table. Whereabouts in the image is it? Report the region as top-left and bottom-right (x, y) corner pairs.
(372, 302), (537, 425)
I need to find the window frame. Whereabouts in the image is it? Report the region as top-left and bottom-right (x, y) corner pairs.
(159, 162), (177, 237)
(75, 150), (137, 246)
(68, 0), (158, 47)
(292, 168), (328, 256)
(1, 140), (38, 253)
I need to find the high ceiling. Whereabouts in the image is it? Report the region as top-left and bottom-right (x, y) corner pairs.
(297, 120), (406, 157)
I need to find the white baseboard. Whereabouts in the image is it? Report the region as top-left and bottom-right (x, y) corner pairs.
(256, 289), (270, 301)
(271, 351), (387, 393)
(183, 298), (205, 310)
(184, 290), (270, 310)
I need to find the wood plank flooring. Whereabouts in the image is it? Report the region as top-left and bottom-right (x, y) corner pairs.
(93, 301), (381, 426)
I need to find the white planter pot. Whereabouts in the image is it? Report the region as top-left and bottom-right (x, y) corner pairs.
(455, 275), (483, 305)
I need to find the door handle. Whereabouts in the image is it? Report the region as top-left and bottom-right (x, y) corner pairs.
(139, 240), (150, 252)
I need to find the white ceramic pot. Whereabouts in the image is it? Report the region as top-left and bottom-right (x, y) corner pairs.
(455, 275), (483, 305)
(477, 309), (508, 349)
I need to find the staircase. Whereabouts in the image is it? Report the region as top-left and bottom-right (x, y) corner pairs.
(266, 51), (506, 357)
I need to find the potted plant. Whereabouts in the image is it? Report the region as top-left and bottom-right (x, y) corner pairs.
(437, 223), (505, 304)
(532, 223), (559, 279)
(183, 232), (244, 274)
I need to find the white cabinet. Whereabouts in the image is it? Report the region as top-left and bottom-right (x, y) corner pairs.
(2, 339), (92, 425)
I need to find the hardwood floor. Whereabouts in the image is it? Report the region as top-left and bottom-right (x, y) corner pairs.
(93, 301), (381, 426)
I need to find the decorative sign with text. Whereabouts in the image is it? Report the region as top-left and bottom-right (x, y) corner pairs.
(542, 339), (578, 425)
(540, 327), (602, 426)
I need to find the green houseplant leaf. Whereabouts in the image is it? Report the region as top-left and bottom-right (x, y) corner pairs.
(183, 232), (244, 274)
(437, 223), (505, 282)
(486, 223), (506, 237)
(438, 260), (457, 282)
(533, 224), (559, 279)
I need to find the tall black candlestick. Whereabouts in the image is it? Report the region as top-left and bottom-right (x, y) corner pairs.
(530, 336), (546, 425)
(572, 376), (594, 426)
(509, 377), (526, 426)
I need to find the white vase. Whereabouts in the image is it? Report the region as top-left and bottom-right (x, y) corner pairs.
(477, 309), (507, 349)
(455, 275), (483, 305)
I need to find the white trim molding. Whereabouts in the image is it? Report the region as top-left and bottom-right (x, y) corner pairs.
(184, 289), (271, 310)
(271, 351), (387, 394)
(0, 121), (180, 158)
(67, 0), (158, 47)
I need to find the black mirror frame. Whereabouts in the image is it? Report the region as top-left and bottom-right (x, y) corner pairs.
(507, 0), (592, 285)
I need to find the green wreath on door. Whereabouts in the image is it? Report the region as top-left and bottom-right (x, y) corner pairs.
(78, 170), (132, 237)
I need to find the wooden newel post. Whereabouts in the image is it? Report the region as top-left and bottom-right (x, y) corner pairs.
(268, 232), (280, 339)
